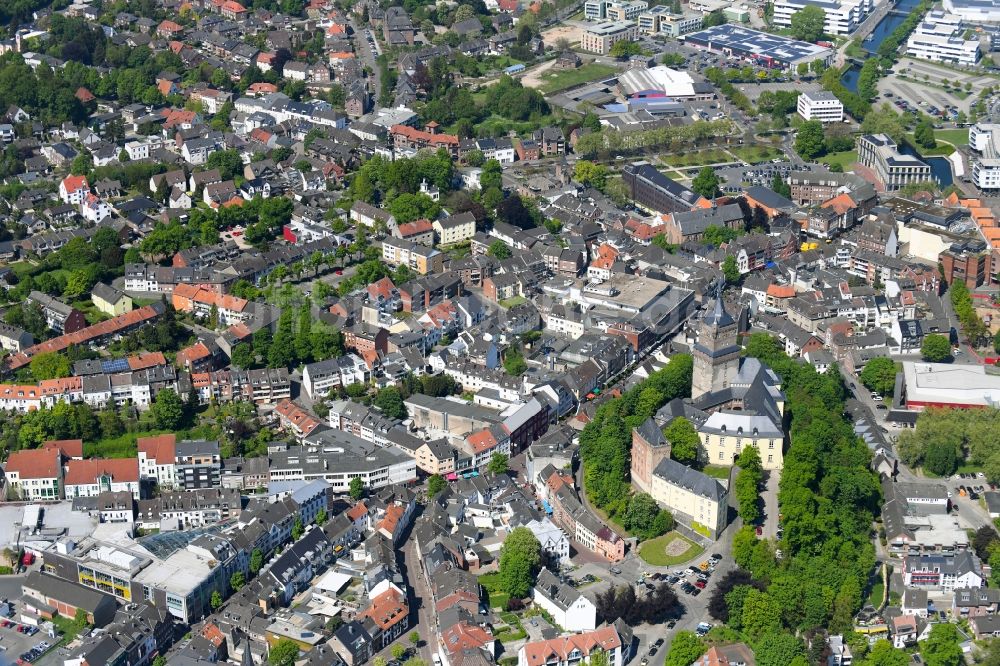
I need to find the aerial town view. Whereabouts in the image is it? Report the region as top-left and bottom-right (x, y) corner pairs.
(8, 0), (1000, 662)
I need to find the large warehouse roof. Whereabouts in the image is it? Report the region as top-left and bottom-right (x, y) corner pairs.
(683, 24), (833, 67)
(902, 361), (1000, 409)
(617, 66), (697, 97)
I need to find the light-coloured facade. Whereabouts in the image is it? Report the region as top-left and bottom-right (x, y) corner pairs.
(906, 11), (979, 66)
(649, 458), (728, 538)
(772, 0), (874, 34)
(797, 90), (844, 123)
(970, 123), (1000, 190)
(581, 21), (638, 54)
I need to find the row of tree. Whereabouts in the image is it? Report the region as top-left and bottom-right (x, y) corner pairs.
(898, 407), (1000, 479)
(578, 356), (692, 538)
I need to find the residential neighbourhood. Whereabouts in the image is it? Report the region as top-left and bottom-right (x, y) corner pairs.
(4, 0), (1000, 663)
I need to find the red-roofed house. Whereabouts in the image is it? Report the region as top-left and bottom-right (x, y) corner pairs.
(275, 399), (322, 439)
(518, 626), (623, 666)
(64, 458), (141, 500)
(247, 82), (279, 96)
(59, 174), (90, 205)
(221, 0), (247, 19)
(138, 434), (178, 487)
(396, 218), (435, 246)
(42, 439), (84, 460)
(390, 125), (460, 157)
(157, 20), (184, 37)
(362, 588), (409, 648)
(172, 284), (250, 325)
(75, 88), (95, 104)
(440, 620), (496, 659)
(176, 341), (218, 372)
(4, 449), (62, 500)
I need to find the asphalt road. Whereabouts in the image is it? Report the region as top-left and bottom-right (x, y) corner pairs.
(352, 20), (382, 103)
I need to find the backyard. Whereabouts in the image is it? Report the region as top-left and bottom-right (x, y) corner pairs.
(820, 150), (857, 170)
(637, 531), (703, 566)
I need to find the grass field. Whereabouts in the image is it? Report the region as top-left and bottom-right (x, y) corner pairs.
(731, 145), (782, 164)
(479, 573), (510, 609)
(537, 63), (617, 94)
(702, 465), (732, 480)
(499, 296), (527, 308)
(638, 532), (704, 566)
(867, 579), (885, 608)
(661, 149), (732, 168)
(934, 128), (970, 147)
(821, 150), (858, 169)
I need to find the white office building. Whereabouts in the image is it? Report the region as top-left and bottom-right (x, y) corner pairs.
(905, 12), (980, 66)
(943, 0), (1000, 23)
(637, 7), (703, 35)
(797, 90), (844, 123)
(772, 0), (874, 35)
(969, 123), (1000, 190)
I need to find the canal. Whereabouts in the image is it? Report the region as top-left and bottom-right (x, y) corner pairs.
(840, 0), (925, 91)
(899, 142), (954, 186)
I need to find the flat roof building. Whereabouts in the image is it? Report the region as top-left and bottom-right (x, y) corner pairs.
(773, 0), (875, 35)
(683, 24), (834, 69)
(906, 11), (979, 66)
(943, 0), (1000, 23)
(901, 361), (1000, 409)
(797, 90), (844, 123)
(581, 21), (638, 54)
(858, 134), (933, 191)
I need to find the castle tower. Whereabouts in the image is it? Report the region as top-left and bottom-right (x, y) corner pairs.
(692, 282), (741, 400)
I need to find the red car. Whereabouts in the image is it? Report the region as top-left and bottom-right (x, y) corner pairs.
(335, 269), (343, 275)
(694, 580), (706, 589)
(755, 525), (763, 536)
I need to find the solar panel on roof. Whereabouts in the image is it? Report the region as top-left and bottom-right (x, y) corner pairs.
(102, 358), (130, 374)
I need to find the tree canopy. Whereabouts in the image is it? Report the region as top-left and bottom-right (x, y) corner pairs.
(498, 527), (542, 598)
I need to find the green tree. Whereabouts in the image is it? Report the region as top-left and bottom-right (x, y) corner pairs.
(316, 508), (327, 525)
(151, 388), (185, 430)
(487, 239), (512, 259)
(920, 623), (964, 666)
(914, 118), (937, 149)
(755, 632), (805, 666)
(860, 357), (898, 396)
(623, 492), (670, 539)
(410, 632), (421, 647)
(921, 333), (952, 362)
(609, 40), (642, 58)
(498, 526), (542, 599)
(691, 166), (720, 199)
(392, 644), (407, 661)
(152, 657), (168, 666)
(250, 548), (263, 575)
(428, 474), (447, 497)
(480, 159), (503, 191)
(770, 173), (791, 198)
(857, 59), (880, 100)
(488, 453), (509, 475)
(206, 149), (243, 181)
(30, 352), (71, 381)
(374, 386), (407, 419)
(794, 120), (826, 159)
(574, 160), (608, 189)
(860, 640), (908, 666)
(269, 638), (300, 666)
(292, 517), (303, 540)
(230, 571), (245, 591)
(664, 417), (700, 465)
(231, 343), (255, 369)
(350, 477), (366, 500)
(740, 589), (782, 640)
(790, 5), (825, 41)
(210, 590), (223, 610)
(665, 631), (705, 666)
(722, 255), (741, 284)
(504, 348), (528, 376)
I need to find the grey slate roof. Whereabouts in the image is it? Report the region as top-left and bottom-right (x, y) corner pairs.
(652, 457), (725, 502)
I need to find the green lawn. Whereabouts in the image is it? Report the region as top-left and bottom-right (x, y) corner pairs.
(702, 464), (732, 479)
(661, 149), (733, 168)
(731, 145), (782, 164)
(50, 614), (86, 648)
(867, 579), (885, 607)
(934, 128), (970, 147)
(479, 573), (510, 609)
(637, 531), (704, 566)
(536, 63), (617, 94)
(499, 296), (527, 308)
(821, 150), (857, 169)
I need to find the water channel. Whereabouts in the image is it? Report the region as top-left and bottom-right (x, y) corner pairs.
(836, 0), (953, 185)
